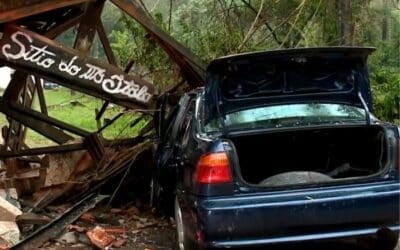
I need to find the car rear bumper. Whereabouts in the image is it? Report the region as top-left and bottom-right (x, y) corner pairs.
(210, 225), (400, 248)
(181, 181), (400, 248)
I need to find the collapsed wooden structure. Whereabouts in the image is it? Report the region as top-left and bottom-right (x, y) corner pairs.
(0, 1), (206, 247)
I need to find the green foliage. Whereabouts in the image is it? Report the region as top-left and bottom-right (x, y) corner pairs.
(25, 88), (147, 147)
(56, 0), (399, 123)
(370, 67), (400, 123)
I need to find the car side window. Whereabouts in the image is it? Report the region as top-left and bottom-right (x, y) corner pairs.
(175, 100), (194, 147)
(178, 101), (195, 148)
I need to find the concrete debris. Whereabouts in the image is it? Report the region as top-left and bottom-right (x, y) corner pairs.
(42, 151), (85, 187)
(68, 224), (86, 233)
(111, 238), (127, 248)
(56, 231), (78, 244)
(0, 236), (13, 250)
(86, 226), (115, 249)
(0, 188), (18, 201)
(0, 221), (20, 245)
(0, 196), (22, 221)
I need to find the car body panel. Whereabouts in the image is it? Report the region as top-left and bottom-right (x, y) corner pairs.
(153, 47), (400, 249)
(181, 181), (400, 248)
(204, 47), (375, 122)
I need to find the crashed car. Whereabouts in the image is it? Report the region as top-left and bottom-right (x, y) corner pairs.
(153, 47), (400, 249)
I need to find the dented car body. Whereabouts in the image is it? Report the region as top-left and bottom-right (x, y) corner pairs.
(154, 47), (400, 249)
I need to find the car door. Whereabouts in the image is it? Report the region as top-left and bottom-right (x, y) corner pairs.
(155, 95), (190, 168)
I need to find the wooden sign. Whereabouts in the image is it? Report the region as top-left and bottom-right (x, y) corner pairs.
(0, 25), (156, 107)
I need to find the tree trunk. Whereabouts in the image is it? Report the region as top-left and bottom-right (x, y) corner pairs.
(381, 0), (389, 41)
(337, 0), (353, 45)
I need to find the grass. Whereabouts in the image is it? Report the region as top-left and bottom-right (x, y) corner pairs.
(1, 87), (149, 147)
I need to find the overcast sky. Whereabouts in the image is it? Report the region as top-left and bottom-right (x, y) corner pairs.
(0, 67), (12, 89)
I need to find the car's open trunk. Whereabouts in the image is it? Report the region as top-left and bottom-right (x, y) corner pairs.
(228, 125), (389, 187)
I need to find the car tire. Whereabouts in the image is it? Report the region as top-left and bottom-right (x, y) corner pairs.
(376, 229), (399, 250)
(358, 230), (399, 250)
(175, 196), (198, 250)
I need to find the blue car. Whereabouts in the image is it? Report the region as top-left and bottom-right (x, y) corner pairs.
(153, 47), (400, 250)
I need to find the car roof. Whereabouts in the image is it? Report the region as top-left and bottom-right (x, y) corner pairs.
(208, 46), (376, 70)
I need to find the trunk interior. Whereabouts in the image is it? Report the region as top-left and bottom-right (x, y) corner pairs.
(228, 126), (388, 186)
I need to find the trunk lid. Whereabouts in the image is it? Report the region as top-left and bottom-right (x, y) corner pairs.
(204, 47), (375, 123)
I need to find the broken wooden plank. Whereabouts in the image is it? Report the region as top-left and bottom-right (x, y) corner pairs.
(0, 137), (147, 159)
(0, 25), (156, 108)
(97, 20), (118, 66)
(0, 98), (74, 144)
(111, 0), (206, 85)
(83, 134), (105, 163)
(8, 99), (90, 137)
(12, 194), (107, 250)
(42, 12), (84, 40)
(73, 0), (105, 55)
(33, 77), (48, 115)
(0, 0), (93, 24)
(16, 212), (51, 225)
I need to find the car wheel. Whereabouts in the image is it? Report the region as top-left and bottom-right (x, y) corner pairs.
(175, 196), (198, 250)
(358, 230), (399, 250)
(376, 229), (399, 250)
(175, 196), (186, 250)
(150, 177), (159, 208)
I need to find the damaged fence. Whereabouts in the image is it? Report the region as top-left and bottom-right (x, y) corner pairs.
(0, 0), (205, 248)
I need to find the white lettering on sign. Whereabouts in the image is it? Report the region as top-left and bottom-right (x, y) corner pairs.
(2, 31), (56, 68)
(0, 31), (152, 103)
(102, 74), (152, 103)
(79, 64), (105, 84)
(59, 56), (82, 76)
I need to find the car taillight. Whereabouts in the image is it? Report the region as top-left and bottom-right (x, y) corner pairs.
(194, 152), (232, 184)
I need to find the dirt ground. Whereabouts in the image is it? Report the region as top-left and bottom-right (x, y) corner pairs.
(41, 204), (399, 250)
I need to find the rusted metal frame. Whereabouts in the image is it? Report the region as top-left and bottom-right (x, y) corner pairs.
(8, 101), (90, 137)
(110, 0), (206, 84)
(34, 77), (48, 115)
(0, 99), (73, 144)
(12, 193), (108, 250)
(0, 0), (94, 24)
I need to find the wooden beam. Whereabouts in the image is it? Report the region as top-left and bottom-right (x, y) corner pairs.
(110, 0), (206, 85)
(34, 77), (48, 115)
(0, 0), (94, 24)
(96, 20), (118, 66)
(43, 12), (84, 39)
(0, 99), (73, 144)
(8, 100), (90, 137)
(0, 25), (156, 108)
(73, 0), (105, 54)
(0, 137), (146, 158)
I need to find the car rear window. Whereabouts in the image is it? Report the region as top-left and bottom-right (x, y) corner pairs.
(203, 103), (367, 132)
